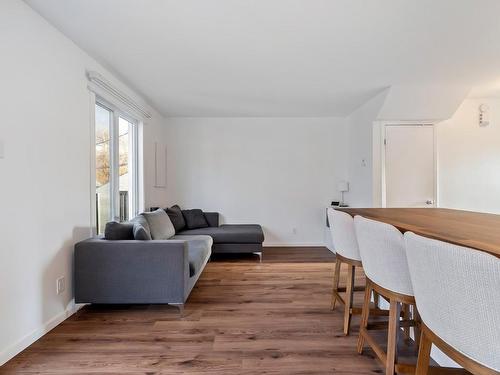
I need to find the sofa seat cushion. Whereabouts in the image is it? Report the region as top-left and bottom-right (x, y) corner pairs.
(171, 235), (212, 277)
(178, 224), (264, 244)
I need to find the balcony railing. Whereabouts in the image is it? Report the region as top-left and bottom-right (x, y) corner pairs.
(119, 190), (129, 221)
(96, 191), (129, 234)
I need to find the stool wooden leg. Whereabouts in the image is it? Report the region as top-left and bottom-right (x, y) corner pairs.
(386, 299), (400, 375)
(343, 265), (355, 335)
(416, 326), (432, 375)
(331, 259), (342, 310)
(413, 306), (422, 348)
(373, 291), (380, 309)
(402, 303), (411, 342)
(357, 280), (372, 354)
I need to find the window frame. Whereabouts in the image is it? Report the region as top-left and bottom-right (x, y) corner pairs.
(91, 94), (141, 233)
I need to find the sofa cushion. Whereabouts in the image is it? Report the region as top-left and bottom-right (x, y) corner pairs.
(104, 221), (134, 240)
(204, 212), (219, 227)
(177, 224), (264, 244)
(130, 215), (152, 240)
(142, 209), (175, 240)
(172, 235), (213, 277)
(165, 205), (186, 233)
(182, 209), (209, 229)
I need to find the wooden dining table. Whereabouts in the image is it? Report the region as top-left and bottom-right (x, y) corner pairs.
(336, 207), (500, 258)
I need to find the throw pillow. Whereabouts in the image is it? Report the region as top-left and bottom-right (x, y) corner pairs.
(165, 204), (186, 233)
(142, 209), (175, 239)
(182, 209), (209, 229)
(131, 215), (152, 240)
(104, 221), (134, 240)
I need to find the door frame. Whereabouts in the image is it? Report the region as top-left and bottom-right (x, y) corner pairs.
(376, 121), (438, 208)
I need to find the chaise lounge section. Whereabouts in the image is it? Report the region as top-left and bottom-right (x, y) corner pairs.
(164, 205), (264, 254)
(175, 214), (264, 254)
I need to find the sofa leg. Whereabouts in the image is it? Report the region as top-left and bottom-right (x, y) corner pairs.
(170, 303), (184, 315)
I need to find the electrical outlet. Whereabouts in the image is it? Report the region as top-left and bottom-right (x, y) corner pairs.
(292, 227), (297, 235)
(56, 276), (65, 295)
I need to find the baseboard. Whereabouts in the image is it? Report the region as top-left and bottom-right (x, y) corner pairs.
(263, 242), (326, 247)
(0, 302), (83, 366)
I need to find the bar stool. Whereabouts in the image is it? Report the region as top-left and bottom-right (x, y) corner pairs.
(327, 208), (386, 335)
(405, 232), (500, 375)
(354, 215), (419, 375)
(327, 208), (364, 335)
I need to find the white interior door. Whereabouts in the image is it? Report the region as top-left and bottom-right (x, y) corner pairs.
(384, 125), (435, 208)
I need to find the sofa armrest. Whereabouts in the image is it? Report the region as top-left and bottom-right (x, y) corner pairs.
(74, 238), (189, 304)
(204, 212), (219, 227)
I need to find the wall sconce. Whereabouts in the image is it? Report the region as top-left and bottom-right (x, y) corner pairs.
(479, 104), (490, 127)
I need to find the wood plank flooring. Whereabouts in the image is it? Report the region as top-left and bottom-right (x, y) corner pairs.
(1, 247), (384, 374)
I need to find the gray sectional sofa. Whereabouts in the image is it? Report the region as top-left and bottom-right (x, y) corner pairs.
(74, 206), (264, 307)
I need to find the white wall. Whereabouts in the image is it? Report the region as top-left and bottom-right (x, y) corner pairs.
(0, 0), (167, 365)
(437, 97), (500, 213)
(165, 117), (348, 246)
(345, 90), (388, 207)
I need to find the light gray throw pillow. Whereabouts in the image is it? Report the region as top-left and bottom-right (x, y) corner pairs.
(142, 209), (175, 240)
(131, 215), (152, 240)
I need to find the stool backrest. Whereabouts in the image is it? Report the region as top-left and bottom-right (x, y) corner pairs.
(405, 232), (500, 371)
(353, 215), (413, 296)
(327, 208), (361, 261)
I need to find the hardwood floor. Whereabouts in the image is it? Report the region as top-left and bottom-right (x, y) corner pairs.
(1, 247), (383, 374)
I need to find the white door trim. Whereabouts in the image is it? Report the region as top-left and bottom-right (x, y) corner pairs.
(377, 121), (438, 208)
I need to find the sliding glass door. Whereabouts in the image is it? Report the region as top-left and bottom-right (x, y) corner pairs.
(95, 102), (139, 234)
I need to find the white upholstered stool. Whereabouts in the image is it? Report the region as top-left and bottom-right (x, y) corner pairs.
(354, 215), (420, 375)
(327, 208), (365, 335)
(328, 208), (386, 335)
(405, 232), (500, 375)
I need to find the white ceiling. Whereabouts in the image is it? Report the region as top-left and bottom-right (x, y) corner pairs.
(26, 0), (500, 117)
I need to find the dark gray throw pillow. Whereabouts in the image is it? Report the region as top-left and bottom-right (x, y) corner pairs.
(165, 205), (186, 233)
(131, 215), (152, 240)
(182, 209), (209, 229)
(104, 221), (134, 240)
